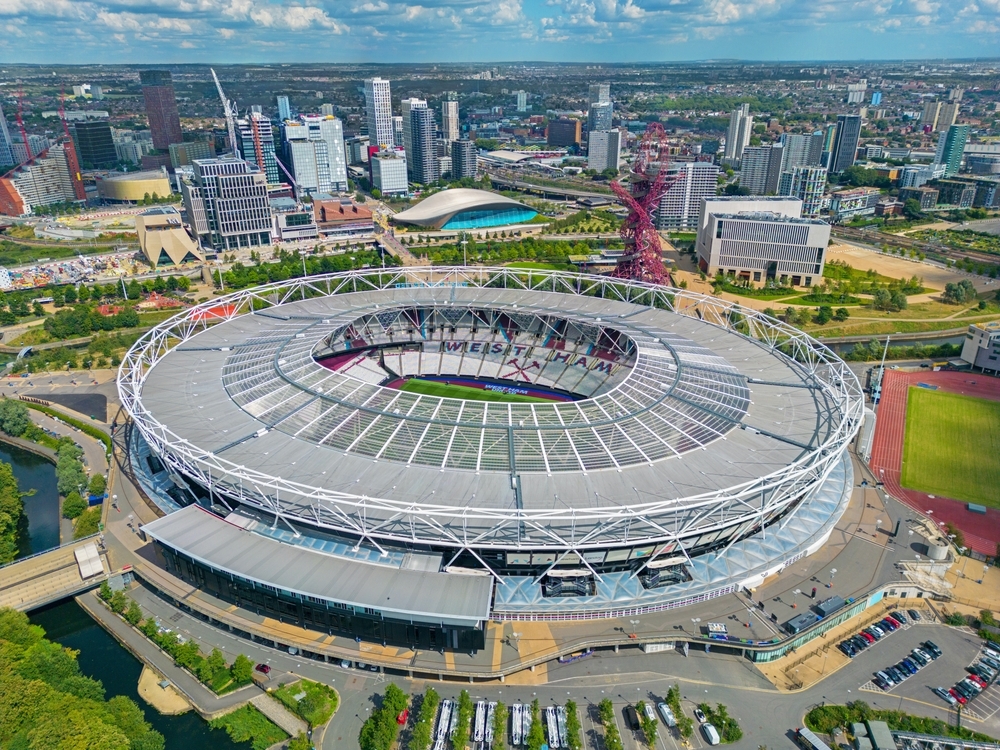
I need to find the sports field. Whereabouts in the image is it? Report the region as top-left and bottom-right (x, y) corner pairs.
(900, 387), (1000, 507)
(399, 378), (553, 404)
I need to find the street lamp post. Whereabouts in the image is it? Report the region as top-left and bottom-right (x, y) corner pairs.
(828, 568), (837, 588)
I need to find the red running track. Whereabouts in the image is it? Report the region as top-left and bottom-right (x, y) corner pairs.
(869, 369), (1000, 555)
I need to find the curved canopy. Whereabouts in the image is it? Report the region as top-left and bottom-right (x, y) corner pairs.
(394, 188), (536, 229)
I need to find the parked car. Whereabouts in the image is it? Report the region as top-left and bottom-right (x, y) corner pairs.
(693, 707), (707, 724)
(967, 674), (988, 689)
(623, 705), (641, 731)
(874, 675), (890, 690)
(339, 659), (352, 669)
(934, 687), (957, 705)
(923, 641), (942, 658)
(702, 723), (721, 746)
(981, 656), (1000, 671)
(891, 611), (907, 624)
(860, 631), (876, 644)
(877, 670), (894, 686)
(657, 702), (677, 727)
(254, 663), (271, 675)
(913, 649), (932, 664)
(949, 688), (968, 705)
(642, 703), (656, 724)
(852, 635), (869, 650)
(839, 642), (856, 658)
(907, 609), (922, 621)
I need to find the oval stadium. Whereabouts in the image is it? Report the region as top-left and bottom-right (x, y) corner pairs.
(121, 267), (863, 652)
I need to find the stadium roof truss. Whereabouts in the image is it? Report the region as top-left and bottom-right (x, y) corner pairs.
(119, 267), (863, 562)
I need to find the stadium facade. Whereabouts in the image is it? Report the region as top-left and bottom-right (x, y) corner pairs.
(393, 188), (537, 230)
(122, 268), (862, 653)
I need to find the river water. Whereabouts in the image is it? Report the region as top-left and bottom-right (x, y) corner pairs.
(1, 441), (61, 558)
(31, 600), (243, 749)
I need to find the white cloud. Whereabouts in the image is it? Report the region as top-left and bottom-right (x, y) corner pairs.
(219, 26), (236, 37)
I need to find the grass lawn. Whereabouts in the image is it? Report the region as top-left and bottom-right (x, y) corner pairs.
(399, 378), (554, 404)
(901, 387), (1000, 507)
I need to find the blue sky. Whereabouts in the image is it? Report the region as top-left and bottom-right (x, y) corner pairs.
(1, 0), (998, 63)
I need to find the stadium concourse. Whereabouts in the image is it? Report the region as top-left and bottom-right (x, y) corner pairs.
(118, 267), (863, 655)
(869, 368), (1000, 556)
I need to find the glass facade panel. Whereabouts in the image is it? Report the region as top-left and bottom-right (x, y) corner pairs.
(443, 207), (538, 230)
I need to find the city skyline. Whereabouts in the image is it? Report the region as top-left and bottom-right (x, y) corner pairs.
(2, 0), (999, 64)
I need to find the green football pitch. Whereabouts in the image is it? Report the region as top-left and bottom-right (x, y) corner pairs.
(900, 387), (1000, 508)
(398, 378), (554, 404)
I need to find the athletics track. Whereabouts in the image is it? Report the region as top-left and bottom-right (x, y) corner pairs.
(869, 369), (1000, 556)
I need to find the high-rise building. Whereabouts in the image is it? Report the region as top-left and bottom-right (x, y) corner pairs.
(655, 161), (722, 230)
(277, 96), (291, 122)
(588, 130), (620, 173)
(346, 136), (370, 165)
(696, 208), (829, 287)
(442, 99), (460, 142)
(401, 98), (427, 179)
(0, 104), (14, 168)
(284, 114), (349, 195)
(11, 135), (50, 165)
(320, 103), (335, 117)
(408, 107), (438, 186)
(237, 112), (280, 184)
(846, 82), (867, 105)
(72, 121), (118, 168)
(140, 70), (183, 151)
(364, 78), (394, 149)
(588, 83), (610, 105)
(934, 124), (970, 178)
(371, 150), (408, 196)
(937, 102), (959, 132)
(515, 91), (527, 112)
(921, 101), (941, 131)
(739, 145), (784, 194)
(169, 140), (215, 169)
(779, 132), (824, 171)
(778, 166), (828, 218)
(0, 144), (76, 216)
(547, 118), (581, 147)
(588, 102), (613, 133)
(871, 91), (882, 106)
(451, 140), (477, 180)
(180, 158), (273, 251)
(393, 117), (404, 149)
(724, 103), (754, 162)
(827, 115), (862, 174)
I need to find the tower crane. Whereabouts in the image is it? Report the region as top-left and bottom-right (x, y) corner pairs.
(210, 68), (240, 157)
(59, 88), (86, 201)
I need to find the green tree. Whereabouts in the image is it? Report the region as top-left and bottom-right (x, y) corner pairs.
(903, 198), (923, 220)
(833, 307), (850, 322)
(230, 653), (254, 685)
(527, 699), (546, 750)
(451, 690), (473, 750)
(0, 461), (24, 564)
(289, 732), (312, 750)
(124, 599), (143, 626)
(62, 491), (87, 519)
(88, 473), (107, 496)
(0, 399), (31, 437)
(492, 701), (508, 750)
(110, 590), (128, 614)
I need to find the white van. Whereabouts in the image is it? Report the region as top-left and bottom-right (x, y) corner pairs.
(702, 723), (721, 746)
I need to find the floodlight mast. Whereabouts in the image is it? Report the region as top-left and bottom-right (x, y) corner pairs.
(211, 68), (240, 157)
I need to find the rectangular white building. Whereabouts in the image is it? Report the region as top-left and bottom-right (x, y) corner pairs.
(442, 99), (460, 142)
(961, 321), (1000, 372)
(364, 78), (394, 149)
(696, 206), (830, 288)
(284, 114), (349, 195)
(371, 150), (408, 196)
(588, 130), (621, 173)
(655, 162), (721, 230)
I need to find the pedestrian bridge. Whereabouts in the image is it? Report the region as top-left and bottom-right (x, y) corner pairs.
(0, 536), (110, 612)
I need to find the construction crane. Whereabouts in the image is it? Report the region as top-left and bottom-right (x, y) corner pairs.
(210, 68), (240, 157)
(59, 88), (86, 201)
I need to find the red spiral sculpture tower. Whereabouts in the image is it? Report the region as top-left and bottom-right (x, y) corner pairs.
(610, 122), (676, 285)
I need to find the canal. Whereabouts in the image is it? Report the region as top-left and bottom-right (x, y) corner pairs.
(31, 599), (244, 749)
(1, 441), (61, 558)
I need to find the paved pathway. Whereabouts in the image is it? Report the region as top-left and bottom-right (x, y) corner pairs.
(249, 693), (308, 737)
(76, 588), (261, 719)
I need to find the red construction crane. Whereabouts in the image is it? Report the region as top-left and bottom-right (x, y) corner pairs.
(58, 88), (86, 201)
(609, 122), (677, 286)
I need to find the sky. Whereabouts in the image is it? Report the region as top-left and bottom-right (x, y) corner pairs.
(1, 0), (999, 64)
